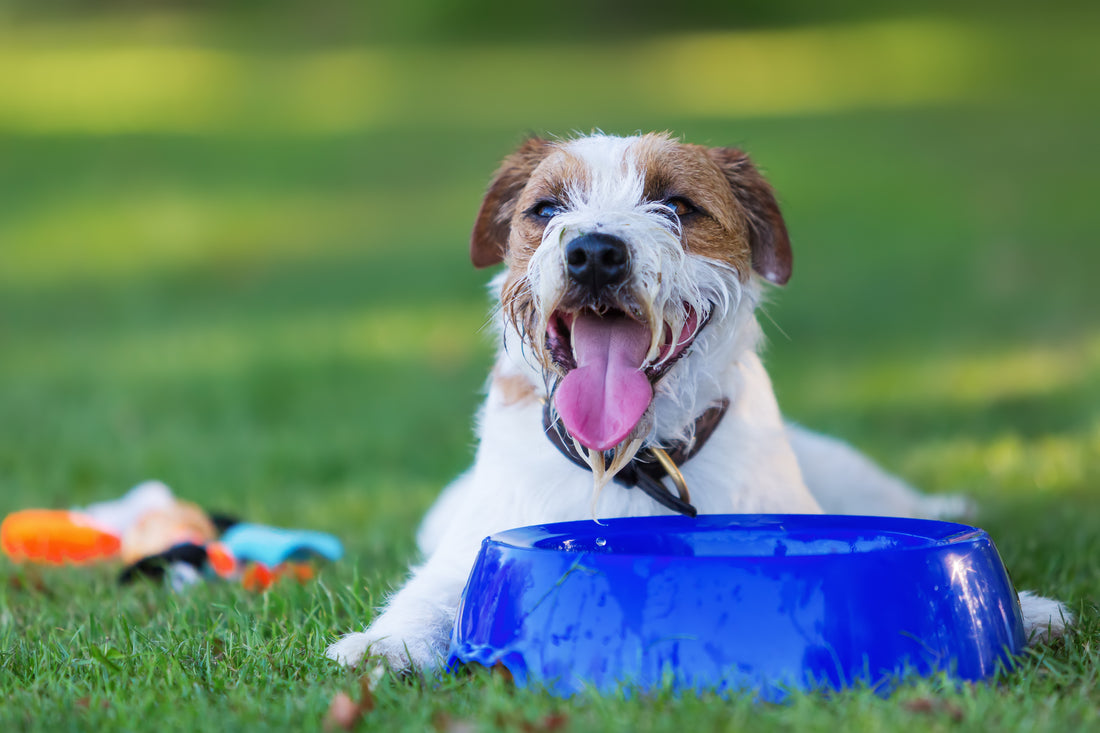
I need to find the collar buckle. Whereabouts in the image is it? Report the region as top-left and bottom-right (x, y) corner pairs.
(649, 446), (691, 506)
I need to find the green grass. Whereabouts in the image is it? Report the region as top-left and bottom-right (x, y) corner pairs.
(1, 4), (1097, 731)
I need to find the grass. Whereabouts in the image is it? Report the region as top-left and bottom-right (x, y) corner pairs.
(1, 4), (1097, 731)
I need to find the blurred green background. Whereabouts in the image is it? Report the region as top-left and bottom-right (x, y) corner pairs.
(0, 0), (1097, 567)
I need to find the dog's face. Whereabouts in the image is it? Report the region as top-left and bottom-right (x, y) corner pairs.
(471, 133), (791, 468)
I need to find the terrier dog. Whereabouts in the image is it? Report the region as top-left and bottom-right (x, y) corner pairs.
(328, 132), (1070, 671)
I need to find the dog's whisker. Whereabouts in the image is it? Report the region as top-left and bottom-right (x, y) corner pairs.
(755, 302), (791, 343)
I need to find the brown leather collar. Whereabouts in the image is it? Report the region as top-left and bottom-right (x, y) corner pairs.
(542, 399), (730, 517)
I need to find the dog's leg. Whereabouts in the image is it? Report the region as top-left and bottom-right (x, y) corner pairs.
(326, 538), (479, 670)
(785, 423), (972, 519)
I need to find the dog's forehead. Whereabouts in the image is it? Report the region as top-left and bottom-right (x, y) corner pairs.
(528, 134), (729, 210)
(561, 134), (642, 176)
(520, 135), (642, 205)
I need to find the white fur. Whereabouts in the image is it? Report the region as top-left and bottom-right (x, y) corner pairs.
(327, 133), (1072, 671)
(1017, 590), (1073, 642)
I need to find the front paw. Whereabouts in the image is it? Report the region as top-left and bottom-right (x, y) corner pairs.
(326, 632), (385, 668)
(326, 629), (444, 672)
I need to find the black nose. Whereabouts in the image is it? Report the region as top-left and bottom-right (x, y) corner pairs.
(565, 233), (629, 294)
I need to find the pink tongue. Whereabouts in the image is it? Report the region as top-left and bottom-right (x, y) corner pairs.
(554, 313), (653, 452)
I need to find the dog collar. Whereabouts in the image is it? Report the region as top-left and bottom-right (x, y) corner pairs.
(542, 399), (730, 517)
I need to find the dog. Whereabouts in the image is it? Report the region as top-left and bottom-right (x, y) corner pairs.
(328, 132), (1071, 671)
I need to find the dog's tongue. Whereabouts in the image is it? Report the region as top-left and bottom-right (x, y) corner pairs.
(554, 312), (652, 452)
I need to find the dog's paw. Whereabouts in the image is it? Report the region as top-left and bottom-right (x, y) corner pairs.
(1018, 590), (1074, 643)
(326, 632), (383, 668)
(326, 629), (443, 671)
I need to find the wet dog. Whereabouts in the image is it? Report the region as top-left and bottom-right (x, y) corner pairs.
(328, 133), (1070, 670)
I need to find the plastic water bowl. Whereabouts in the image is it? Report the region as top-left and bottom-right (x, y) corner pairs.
(447, 514), (1026, 698)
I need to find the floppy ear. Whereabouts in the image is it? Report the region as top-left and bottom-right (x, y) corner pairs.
(707, 147), (792, 285)
(470, 137), (552, 268)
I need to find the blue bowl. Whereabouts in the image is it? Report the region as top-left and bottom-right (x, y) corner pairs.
(448, 514), (1026, 698)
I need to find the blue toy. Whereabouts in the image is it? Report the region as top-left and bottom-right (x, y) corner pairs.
(219, 523), (344, 567)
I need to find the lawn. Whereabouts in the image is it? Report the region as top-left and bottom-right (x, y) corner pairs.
(0, 4), (1097, 731)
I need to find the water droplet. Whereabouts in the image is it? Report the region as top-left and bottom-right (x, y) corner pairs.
(595, 537), (607, 547)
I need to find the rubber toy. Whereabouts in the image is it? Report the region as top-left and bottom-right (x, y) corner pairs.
(1, 509), (121, 565)
(120, 499), (218, 565)
(193, 524), (344, 591)
(1, 480), (178, 564)
(218, 524), (344, 567)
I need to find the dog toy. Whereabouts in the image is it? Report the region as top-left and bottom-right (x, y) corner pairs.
(167, 523), (343, 590)
(120, 498), (219, 565)
(1, 481), (178, 564)
(1, 481), (343, 591)
(1, 509), (121, 565)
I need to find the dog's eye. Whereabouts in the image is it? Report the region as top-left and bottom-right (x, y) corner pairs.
(531, 201), (564, 219)
(664, 197), (695, 218)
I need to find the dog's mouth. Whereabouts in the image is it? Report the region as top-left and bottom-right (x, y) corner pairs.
(545, 304), (702, 452)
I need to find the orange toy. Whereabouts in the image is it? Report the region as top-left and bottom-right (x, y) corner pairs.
(1, 509), (121, 565)
(206, 541), (238, 578)
(207, 541), (316, 591)
(241, 561), (315, 592)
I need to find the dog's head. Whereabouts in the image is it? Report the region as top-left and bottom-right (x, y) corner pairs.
(472, 133), (791, 465)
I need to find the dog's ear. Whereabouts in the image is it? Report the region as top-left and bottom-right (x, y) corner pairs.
(470, 137), (553, 268)
(707, 147), (792, 285)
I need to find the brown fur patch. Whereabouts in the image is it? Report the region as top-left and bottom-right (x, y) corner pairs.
(470, 137), (554, 268)
(633, 134), (755, 279)
(491, 369), (539, 406)
(706, 147), (792, 284)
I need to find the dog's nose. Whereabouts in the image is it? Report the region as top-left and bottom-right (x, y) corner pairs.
(565, 233), (629, 293)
